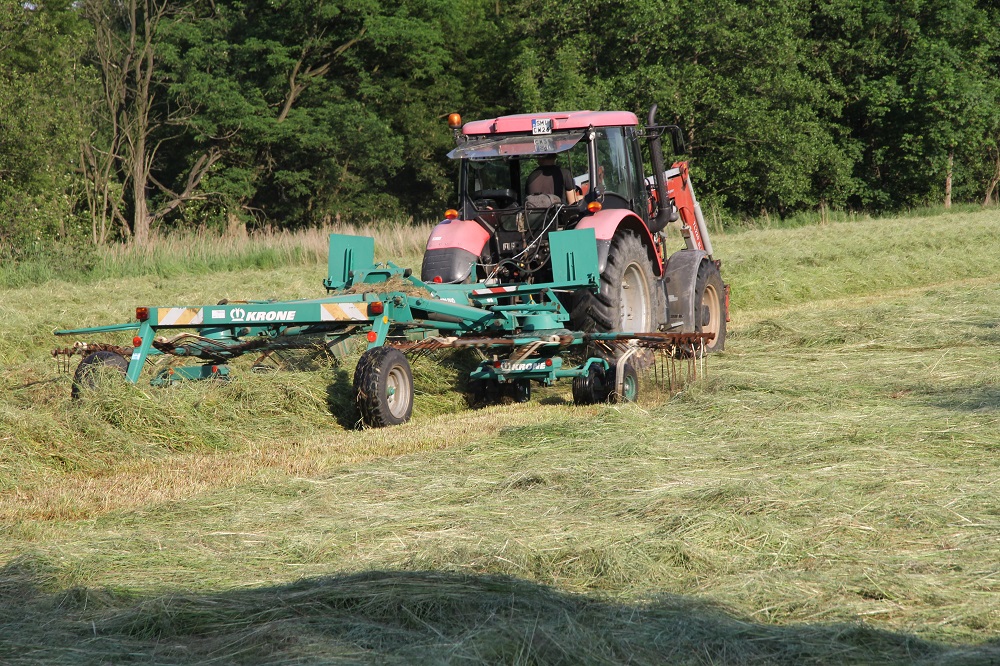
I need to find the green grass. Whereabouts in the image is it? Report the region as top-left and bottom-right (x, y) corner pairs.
(2, 209), (1000, 663)
(0, 222), (431, 289)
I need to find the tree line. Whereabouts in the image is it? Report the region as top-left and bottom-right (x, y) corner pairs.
(1, 0), (998, 251)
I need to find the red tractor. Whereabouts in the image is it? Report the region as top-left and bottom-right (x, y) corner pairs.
(422, 105), (728, 353)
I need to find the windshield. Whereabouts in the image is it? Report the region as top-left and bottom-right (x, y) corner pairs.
(593, 127), (636, 201)
(462, 136), (591, 211)
(448, 131), (585, 160)
(468, 159), (513, 194)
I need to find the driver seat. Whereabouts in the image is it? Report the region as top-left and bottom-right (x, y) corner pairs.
(523, 193), (561, 231)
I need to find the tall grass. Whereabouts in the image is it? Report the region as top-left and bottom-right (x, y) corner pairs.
(0, 222), (433, 289)
(713, 207), (1000, 312)
(703, 201), (991, 233)
(4, 204), (996, 290)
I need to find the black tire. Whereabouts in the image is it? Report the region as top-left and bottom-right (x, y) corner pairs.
(467, 378), (500, 407)
(605, 362), (638, 403)
(572, 364), (606, 405)
(71, 350), (129, 400)
(695, 261), (727, 353)
(502, 379), (531, 403)
(353, 347), (413, 427)
(570, 231), (664, 334)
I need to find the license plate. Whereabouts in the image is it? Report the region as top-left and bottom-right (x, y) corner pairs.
(531, 118), (552, 135)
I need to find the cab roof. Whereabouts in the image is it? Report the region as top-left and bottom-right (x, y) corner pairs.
(462, 110), (639, 136)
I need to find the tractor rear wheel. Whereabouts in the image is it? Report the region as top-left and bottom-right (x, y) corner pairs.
(354, 347), (413, 427)
(695, 261), (726, 353)
(71, 350), (129, 399)
(570, 231), (662, 334)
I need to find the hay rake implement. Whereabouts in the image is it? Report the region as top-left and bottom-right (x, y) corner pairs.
(54, 231), (712, 427)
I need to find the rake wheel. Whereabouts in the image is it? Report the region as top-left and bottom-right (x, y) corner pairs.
(502, 379), (531, 403)
(605, 362), (638, 403)
(572, 364), (606, 405)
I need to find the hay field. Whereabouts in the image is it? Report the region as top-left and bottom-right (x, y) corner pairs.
(1, 211), (1000, 664)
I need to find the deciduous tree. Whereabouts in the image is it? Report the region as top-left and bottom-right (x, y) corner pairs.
(83, 0), (220, 245)
(0, 1), (92, 252)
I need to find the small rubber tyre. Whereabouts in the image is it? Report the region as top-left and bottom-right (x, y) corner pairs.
(695, 261), (727, 353)
(605, 362), (638, 403)
(572, 364), (606, 405)
(71, 350), (129, 400)
(467, 378), (501, 407)
(502, 379), (531, 404)
(353, 347), (413, 427)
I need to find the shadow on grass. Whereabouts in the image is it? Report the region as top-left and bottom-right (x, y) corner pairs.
(434, 348), (481, 399)
(1, 558), (996, 665)
(920, 386), (1000, 412)
(325, 366), (360, 429)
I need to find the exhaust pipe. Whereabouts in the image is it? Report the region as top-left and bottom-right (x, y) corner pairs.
(646, 104), (678, 233)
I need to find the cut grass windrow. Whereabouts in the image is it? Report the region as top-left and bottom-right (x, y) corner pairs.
(1, 208), (1000, 663)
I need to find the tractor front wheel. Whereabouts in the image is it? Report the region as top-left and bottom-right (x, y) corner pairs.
(354, 347), (413, 427)
(71, 350), (129, 399)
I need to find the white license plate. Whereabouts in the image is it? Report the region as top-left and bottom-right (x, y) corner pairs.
(531, 118), (552, 135)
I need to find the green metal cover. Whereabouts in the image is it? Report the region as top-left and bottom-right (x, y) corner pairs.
(548, 228), (599, 286)
(326, 234), (375, 290)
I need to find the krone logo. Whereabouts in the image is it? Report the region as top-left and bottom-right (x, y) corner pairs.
(500, 360), (545, 372)
(228, 307), (295, 323)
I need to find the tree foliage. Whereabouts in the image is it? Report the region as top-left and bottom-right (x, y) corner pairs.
(0, 1), (92, 253)
(2, 0), (999, 246)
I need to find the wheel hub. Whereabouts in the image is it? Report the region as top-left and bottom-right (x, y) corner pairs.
(386, 367), (409, 418)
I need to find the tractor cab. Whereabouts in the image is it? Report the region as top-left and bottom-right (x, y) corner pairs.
(449, 125), (651, 228)
(433, 114), (656, 284)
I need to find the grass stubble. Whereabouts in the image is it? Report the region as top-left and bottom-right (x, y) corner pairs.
(1, 211), (1000, 663)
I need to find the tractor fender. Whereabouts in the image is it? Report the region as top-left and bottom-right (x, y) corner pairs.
(576, 209), (663, 276)
(421, 218), (490, 283)
(663, 249), (709, 332)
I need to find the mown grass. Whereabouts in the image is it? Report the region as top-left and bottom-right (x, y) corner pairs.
(2, 567), (991, 665)
(1, 208), (1000, 663)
